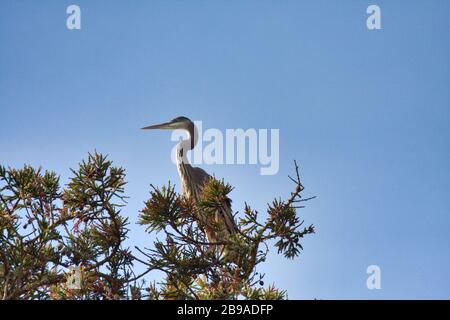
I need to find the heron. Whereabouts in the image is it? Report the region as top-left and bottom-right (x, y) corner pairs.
(141, 116), (238, 247)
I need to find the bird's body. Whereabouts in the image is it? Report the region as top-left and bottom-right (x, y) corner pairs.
(176, 159), (238, 243)
(142, 116), (238, 245)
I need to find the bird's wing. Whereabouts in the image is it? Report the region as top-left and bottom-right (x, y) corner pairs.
(191, 166), (211, 186)
(191, 166), (238, 238)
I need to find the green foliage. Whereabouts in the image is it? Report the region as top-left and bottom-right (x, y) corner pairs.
(1, 154), (314, 300)
(139, 182), (181, 233)
(0, 152), (132, 299)
(137, 160), (315, 300)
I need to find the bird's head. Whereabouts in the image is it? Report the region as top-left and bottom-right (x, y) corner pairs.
(141, 116), (193, 131)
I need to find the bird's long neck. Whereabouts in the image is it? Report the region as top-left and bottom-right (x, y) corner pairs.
(177, 122), (198, 164)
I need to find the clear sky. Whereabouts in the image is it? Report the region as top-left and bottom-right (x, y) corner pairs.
(1, 0), (449, 299)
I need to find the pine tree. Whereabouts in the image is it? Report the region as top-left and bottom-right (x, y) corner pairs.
(0, 152), (314, 300)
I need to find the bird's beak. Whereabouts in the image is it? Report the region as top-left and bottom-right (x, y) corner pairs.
(141, 121), (174, 130)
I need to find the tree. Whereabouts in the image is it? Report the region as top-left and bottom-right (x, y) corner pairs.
(0, 152), (314, 300)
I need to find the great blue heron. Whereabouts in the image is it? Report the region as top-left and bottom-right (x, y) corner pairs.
(142, 116), (238, 246)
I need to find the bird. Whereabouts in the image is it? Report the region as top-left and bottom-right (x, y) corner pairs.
(141, 116), (239, 248)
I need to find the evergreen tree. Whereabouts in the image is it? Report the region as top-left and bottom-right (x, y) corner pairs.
(0, 152), (314, 300)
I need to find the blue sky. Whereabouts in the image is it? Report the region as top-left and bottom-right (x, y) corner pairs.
(1, 0), (449, 299)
